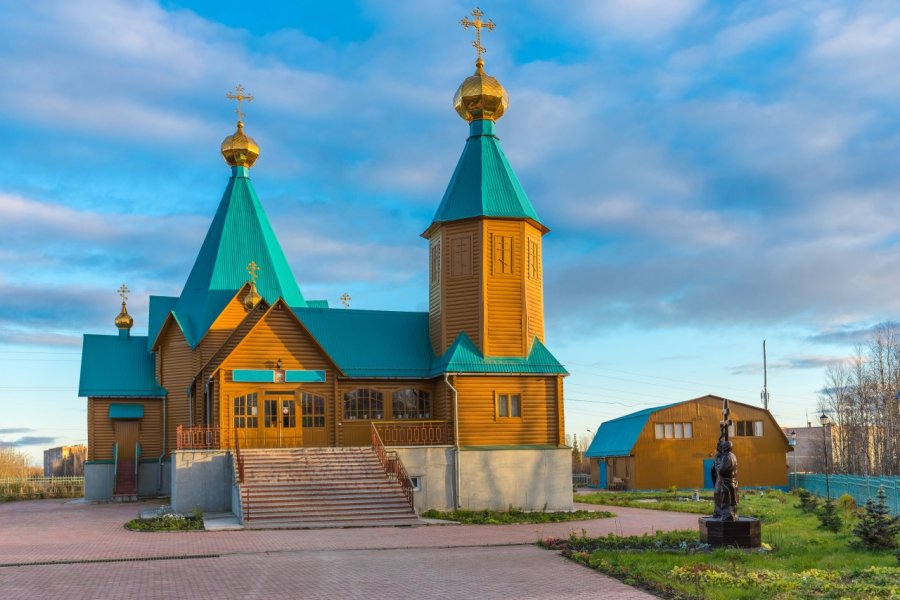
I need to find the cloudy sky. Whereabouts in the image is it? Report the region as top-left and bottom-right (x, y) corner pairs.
(2, 0), (900, 462)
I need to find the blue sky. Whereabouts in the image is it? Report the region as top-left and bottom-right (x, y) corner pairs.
(3, 0), (900, 463)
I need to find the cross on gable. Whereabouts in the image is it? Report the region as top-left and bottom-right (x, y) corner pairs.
(226, 84), (254, 122)
(246, 261), (260, 284)
(459, 7), (495, 61)
(339, 292), (351, 309)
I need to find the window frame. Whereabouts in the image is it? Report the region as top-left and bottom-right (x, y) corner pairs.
(343, 388), (384, 421)
(429, 239), (441, 287)
(391, 388), (432, 420)
(495, 391), (523, 420)
(492, 234), (514, 275)
(654, 421), (694, 440)
(449, 235), (473, 277)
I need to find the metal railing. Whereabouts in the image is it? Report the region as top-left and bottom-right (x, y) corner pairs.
(176, 425), (221, 450)
(373, 420), (450, 446)
(792, 473), (900, 514)
(233, 430), (248, 522)
(371, 423), (415, 511)
(0, 477), (84, 500)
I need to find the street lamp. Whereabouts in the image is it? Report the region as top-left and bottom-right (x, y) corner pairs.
(790, 430), (797, 489)
(819, 413), (831, 500)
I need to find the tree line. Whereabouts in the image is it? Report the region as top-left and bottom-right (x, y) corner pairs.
(819, 324), (900, 476)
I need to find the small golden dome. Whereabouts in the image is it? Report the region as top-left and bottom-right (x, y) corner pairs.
(453, 59), (509, 122)
(243, 280), (262, 311)
(221, 121), (260, 168)
(114, 301), (133, 330)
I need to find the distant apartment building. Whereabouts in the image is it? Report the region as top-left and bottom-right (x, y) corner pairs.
(783, 426), (832, 474)
(43, 445), (86, 477)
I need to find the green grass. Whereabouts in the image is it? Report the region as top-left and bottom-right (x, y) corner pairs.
(545, 490), (899, 599)
(421, 507), (614, 525)
(126, 510), (204, 532)
(577, 489), (780, 521)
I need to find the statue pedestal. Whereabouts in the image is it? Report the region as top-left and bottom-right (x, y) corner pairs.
(698, 516), (761, 548)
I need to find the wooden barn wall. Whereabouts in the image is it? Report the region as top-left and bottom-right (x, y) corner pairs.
(523, 223), (544, 345)
(428, 233), (442, 355)
(454, 375), (559, 446)
(158, 325), (194, 457)
(630, 396), (790, 489)
(483, 220), (525, 357)
(336, 379), (439, 446)
(441, 220), (482, 355)
(86, 398), (162, 461)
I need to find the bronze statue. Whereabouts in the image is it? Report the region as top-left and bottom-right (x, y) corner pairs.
(712, 439), (738, 520)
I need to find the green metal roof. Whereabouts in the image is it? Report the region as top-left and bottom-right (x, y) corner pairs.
(294, 307), (434, 378)
(430, 332), (568, 376)
(306, 299), (329, 308)
(79, 334), (166, 397)
(174, 165), (306, 347)
(431, 119), (543, 227)
(147, 295), (177, 350)
(584, 403), (680, 458)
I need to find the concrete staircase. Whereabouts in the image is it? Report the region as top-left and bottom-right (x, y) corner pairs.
(237, 447), (420, 529)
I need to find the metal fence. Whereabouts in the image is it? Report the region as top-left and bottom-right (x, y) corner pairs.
(791, 473), (900, 514)
(0, 477), (85, 500)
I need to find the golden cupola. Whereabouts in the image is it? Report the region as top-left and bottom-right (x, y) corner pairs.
(114, 284), (133, 336)
(221, 85), (259, 168)
(454, 8), (508, 122)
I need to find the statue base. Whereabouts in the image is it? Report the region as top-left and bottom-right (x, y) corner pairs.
(698, 516), (761, 548)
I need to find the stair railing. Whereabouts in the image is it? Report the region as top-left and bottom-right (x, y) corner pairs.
(233, 430), (249, 522)
(371, 423), (415, 511)
(134, 442), (141, 493)
(112, 442), (118, 493)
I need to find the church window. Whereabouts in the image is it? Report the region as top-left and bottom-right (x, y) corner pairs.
(392, 389), (431, 419)
(492, 235), (513, 275)
(450, 236), (472, 277)
(527, 238), (540, 279)
(496, 393), (522, 419)
(430, 240), (441, 287)
(301, 392), (326, 428)
(233, 393), (258, 428)
(344, 388), (384, 420)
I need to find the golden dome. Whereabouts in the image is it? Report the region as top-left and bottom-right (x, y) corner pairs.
(453, 59), (509, 122)
(243, 280), (262, 311)
(114, 301), (133, 330)
(221, 121), (260, 168)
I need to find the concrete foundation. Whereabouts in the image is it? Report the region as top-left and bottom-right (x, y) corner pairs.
(392, 446), (456, 512)
(458, 447), (574, 511)
(84, 463), (114, 501)
(171, 450), (234, 514)
(84, 461), (171, 501)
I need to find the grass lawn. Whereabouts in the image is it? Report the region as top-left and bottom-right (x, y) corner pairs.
(421, 507), (613, 525)
(545, 489), (899, 599)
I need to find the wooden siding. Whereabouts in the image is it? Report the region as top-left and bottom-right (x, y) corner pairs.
(86, 398), (162, 461)
(483, 220), (525, 357)
(428, 234), (442, 355)
(336, 379), (440, 446)
(454, 375), (560, 446)
(524, 223), (544, 345)
(628, 396), (790, 489)
(158, 324), (194, 457)
(442, 221), (482, 354)
(197, 288), (252, 366)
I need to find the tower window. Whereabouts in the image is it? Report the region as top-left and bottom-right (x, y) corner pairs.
(493, 235), (513, 275)
(430, 240), (441, 287)
(450, 236), (473, 277)
(528, 238), (540, 279)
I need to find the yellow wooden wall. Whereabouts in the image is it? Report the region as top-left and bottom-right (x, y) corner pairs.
(630, 396), (790, 489)
(453, 375), (560, 446)
(335, 378), (440, 445)
(157, 323), (194, 456)
(86, 398), (162, 461)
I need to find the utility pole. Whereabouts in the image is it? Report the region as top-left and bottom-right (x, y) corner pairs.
(761, 340), (770, 411)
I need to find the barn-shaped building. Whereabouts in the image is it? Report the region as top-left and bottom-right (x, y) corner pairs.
(585, 395), (791, 490)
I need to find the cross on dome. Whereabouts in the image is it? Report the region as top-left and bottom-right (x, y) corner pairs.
(459, 7), (495, 63)
(117, 284), (130, 303)
(246, 261), (260, 283)
(226, 84), (254, 123)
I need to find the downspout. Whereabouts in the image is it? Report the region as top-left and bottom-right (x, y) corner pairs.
(157, 395), (166, 493)
(444, 372), (461, 509)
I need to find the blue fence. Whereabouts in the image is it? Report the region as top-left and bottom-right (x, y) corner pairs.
(791, 473), (900, 514)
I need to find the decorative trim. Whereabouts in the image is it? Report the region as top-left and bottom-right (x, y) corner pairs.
(108, 404), (144, 419)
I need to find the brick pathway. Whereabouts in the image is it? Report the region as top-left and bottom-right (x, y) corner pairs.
(0, 500), (696, 599)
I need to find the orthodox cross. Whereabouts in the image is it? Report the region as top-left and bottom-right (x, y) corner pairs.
(226, 84), (254, 122)
(246, 261), (260, 284)
(339, 292), (351, 309)
(719, 397), (731, 442)
(117, 284), (130, 303)
(459, 7), (495, 61)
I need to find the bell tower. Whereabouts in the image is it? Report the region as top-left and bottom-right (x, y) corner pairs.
(424, 9), (547, 358)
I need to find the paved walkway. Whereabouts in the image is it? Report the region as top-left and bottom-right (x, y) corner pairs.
(0, 500), (697, 599)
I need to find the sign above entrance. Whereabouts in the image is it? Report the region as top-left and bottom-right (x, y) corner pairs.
(109, 404), (144, 419)
(232, 369), (326, 383)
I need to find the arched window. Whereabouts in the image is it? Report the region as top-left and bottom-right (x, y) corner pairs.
(392, 389), (431, 419)
(343, 389), (384, 420)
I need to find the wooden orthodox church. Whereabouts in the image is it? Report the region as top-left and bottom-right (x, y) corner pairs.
(79, 11), (572, 522)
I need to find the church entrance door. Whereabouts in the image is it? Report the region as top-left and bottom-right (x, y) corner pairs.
(113, 420), (140, 495)
(300, 391), (327, 446)
(232, 390), (302, 448)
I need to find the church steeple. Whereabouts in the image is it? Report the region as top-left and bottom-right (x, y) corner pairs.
(425, 10), (547, 358)
(172, 87), (306, 347)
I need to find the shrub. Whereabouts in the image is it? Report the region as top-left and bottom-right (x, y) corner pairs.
(817, 498), (842, 532)
(852, 487), (900, 550)
(838, 493), (857, 516)
(796, 488), (819, 513)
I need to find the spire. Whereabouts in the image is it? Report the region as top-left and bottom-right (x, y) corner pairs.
(454, 8), (507, 122)
(221, 85), (260, 168)
(114, 284), (133, 337)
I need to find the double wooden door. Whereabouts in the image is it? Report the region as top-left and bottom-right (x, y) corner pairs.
(232, 389), (327, 448)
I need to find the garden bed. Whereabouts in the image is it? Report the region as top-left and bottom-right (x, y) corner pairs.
(421, 507), (613, 525)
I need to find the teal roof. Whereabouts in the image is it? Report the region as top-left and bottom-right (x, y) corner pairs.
(294, 307), (434, 378)
(430, 332), (567, 376)
(79, 334), (166, 397)
(306, 299), (329, 308)
(431, 119), (543, 227)
(174, 165), (306, 347)
(585, 403), (680, 458)
(148, 295), (177, 350)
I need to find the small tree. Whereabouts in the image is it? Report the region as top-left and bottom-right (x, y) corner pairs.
(796, 488), (819, 513)
(817, 498), (842, 532)
(852, 487), (900, 550)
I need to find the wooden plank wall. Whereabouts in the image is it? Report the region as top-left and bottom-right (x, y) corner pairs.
(86, 398), (162, 461)
(441, 221), (482, 354)
(524, 223), (544, 345)
(158, 325), (194, 456)
(454, 375), (559, 446)
(428, 235), (442, 355)
(631, 396), (790, 488)
(336, 379), (439, 446)
(483, 220), (525, 357)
